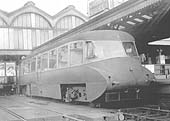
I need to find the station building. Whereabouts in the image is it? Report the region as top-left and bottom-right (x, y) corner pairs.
(0, 1), (88, 95)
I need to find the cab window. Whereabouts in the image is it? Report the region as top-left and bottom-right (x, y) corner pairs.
(122, 42), (138, 56)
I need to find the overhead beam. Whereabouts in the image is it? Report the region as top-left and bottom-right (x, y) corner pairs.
(0, 50), (31, 55)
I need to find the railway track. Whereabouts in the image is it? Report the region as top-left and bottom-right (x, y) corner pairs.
(5, 96), (170, 121)
(0, 104), (86, 121)
(39, 108), (86, 121)
(118, 106), (170, 121)
(15, 97), (170, 121)
(0, 106), (27, 121)
(0, 96), (86, 121)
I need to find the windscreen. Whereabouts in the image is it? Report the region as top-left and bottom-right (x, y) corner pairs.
(86, 40), (126, 60)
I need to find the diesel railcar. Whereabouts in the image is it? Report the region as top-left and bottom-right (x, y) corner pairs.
(18, 30), (154, 104)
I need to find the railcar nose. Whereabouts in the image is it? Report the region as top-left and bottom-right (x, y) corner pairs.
(106, 58), (153, 90)
(127, 65), (152, 86)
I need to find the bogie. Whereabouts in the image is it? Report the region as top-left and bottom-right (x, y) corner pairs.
(60, 84), (87, 102)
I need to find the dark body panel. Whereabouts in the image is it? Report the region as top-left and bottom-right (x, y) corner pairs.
(20, 57), (151, 102)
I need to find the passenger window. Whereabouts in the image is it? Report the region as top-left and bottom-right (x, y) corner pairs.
(21, 63), (24, 76)
(41, 53), (48, 71)
(58, 45), (68, 68)
(24, 61), (30, 74)
(37, 56), (41, 71)
(86, 41), (95, 59)
(70, 42), (83, 66)
(49, 49), (57, 69)
(31, 57), (36, 72)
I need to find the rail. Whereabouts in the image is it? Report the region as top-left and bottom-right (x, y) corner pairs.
(120, 106), (170, 121)
(0, 105), (86, 121)
(62, 115), (85, 121)
(0, 106), (27, 121)
(0, 104), (87, 121)
(0, 96), (130, 121)
(26, 99), (120, 121)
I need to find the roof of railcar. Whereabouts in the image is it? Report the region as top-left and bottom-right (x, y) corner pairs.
(67, 30), (134, 41)
(26, 30), (135, 59)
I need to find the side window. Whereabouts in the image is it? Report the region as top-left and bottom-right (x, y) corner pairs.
(86, 41), (95, 59)
(31, 57), (36, 72)
(20, 63), (24, 76)
(58, 45), (68, 68)
(24, 60), (30, 75)
(37, 56), (41, 71)
(41, 53), (48, 71)
(70, 41), (83, 66)
(49, 49), (57, 69)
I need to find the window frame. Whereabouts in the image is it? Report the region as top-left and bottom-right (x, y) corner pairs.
(57, 44), (69, 69)
(69, 40), (84, 67)
(48, 48), (58, 69)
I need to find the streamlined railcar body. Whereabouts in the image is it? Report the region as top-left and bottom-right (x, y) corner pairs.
(19, 30), (154, 103)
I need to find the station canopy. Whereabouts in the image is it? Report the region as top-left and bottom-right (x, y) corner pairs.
(149, 38), (170, 46)
(94, 0), (170, 56)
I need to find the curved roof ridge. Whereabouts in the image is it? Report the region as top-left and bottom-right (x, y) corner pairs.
(0, 9), (8, 15)
(8, 2), (52, 18)
(53, 5), (88, 19)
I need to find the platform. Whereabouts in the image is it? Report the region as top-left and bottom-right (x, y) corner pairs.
(0, 95), (121, 121)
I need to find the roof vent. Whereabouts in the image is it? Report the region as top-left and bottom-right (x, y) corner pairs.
(24, 1), (35, 6)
